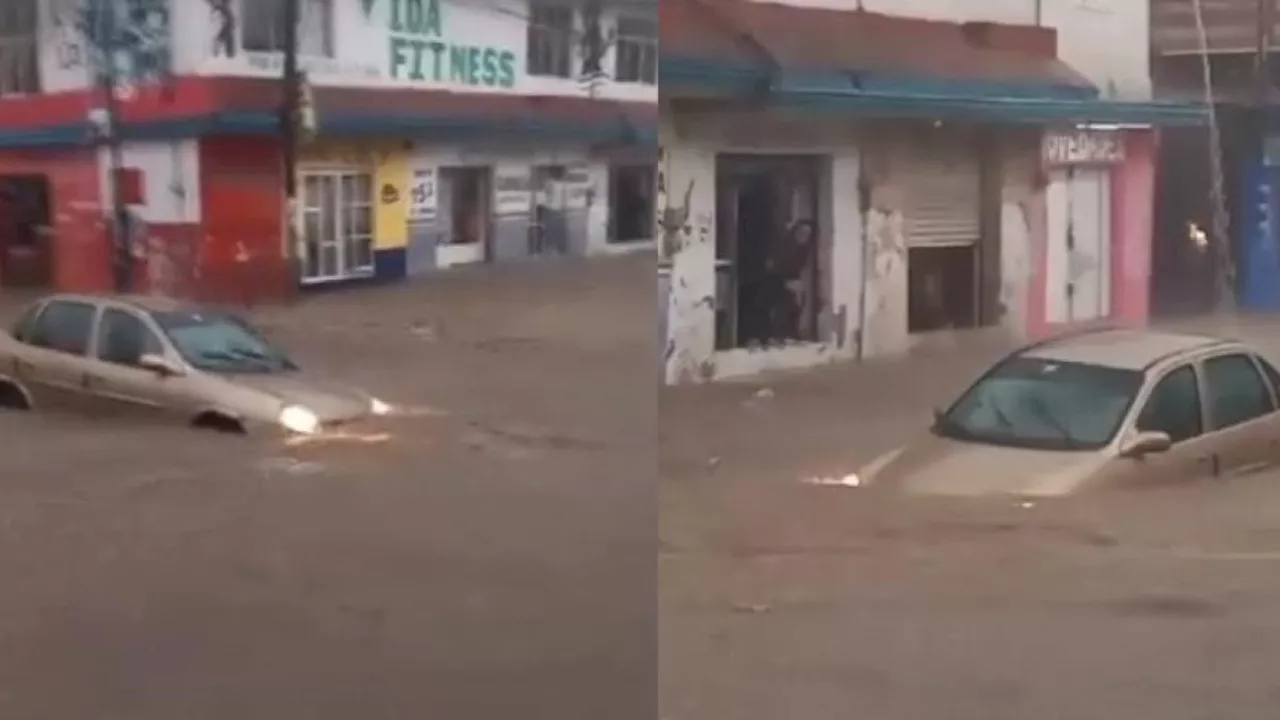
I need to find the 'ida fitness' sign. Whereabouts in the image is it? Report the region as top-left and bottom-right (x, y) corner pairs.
(385, 0), (519, 88)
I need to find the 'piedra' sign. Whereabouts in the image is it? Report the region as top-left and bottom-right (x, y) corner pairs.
(387, 0), (518, 88)
(1041, 129), (1125, 168)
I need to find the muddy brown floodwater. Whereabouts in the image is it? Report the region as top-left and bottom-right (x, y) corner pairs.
(0, 255), (655, 720)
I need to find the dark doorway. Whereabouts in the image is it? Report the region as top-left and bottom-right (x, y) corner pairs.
(1152, 122), (1245, 317)
(0, 174), (53, 289)
(908, 245), (979, 332)
(609, 163), (655, 244)
(715, 154), (823, 350)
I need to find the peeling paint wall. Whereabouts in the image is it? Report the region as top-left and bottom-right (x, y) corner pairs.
(659, 112), (718, 383)
(659, 108), (867, 383)
(998, 132), (1045, 343)
(858, 134), (910, 357)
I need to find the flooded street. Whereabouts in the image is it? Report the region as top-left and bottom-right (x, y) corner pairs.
(661, 321), (1280, 720)
(0, 255), (654, 720)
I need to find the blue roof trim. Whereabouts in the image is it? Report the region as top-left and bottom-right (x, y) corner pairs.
(0, 110), (655, 149)
(782, 88), (1209, 126)
(661, 55), (1208, 126)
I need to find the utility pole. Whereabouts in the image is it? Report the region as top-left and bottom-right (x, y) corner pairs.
(96, 2), (129, 292)
(280, 0), (302, 286)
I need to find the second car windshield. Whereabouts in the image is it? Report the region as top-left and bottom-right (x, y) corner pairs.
(151, 310), (296, 374)
(937, 357), (1143, 450)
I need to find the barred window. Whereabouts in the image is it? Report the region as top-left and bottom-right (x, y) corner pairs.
(241, 0), (334, 57)
(0, 0), (38, 96)
(527, 5), (573, 78)
(615, 15), (656, 85)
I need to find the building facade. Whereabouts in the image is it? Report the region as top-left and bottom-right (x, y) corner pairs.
(1150, 0), (1280, 316)
(659, 0), (1203, 384)
(0, 0), (657, 299)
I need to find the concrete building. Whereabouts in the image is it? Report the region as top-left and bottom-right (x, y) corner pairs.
(659, 0), (1205, 384)
(0, 0), (656, 299)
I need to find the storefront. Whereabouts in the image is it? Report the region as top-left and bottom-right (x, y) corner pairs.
(1029, 126), (1157, 338)
(658, 0), (1205, 384)
(897, 132), (984, 334)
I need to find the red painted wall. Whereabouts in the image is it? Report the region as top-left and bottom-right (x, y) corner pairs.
(198, 136), (290, 303)
(0, 148), (108, 293)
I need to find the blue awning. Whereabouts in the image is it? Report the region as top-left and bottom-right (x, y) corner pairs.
(663, 56), (1208, 127)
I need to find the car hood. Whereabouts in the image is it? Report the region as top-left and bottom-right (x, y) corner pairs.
(229, 372), (371, 423)
(860, 433), (1110, 497)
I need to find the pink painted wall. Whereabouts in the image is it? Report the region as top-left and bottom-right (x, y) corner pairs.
(1111, 129), (1156, 327)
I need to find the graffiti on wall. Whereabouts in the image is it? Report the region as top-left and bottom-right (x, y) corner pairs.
(205, 0), (236, 58)
(49, 0), (172, 84)
(577, 2), (615, 94)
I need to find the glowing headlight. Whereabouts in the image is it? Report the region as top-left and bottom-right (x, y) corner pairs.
(369, 397), (393, 416)
(279, 405), (320, 435)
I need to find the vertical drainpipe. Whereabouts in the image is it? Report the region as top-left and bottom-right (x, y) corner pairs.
(855, 129), (872, 361)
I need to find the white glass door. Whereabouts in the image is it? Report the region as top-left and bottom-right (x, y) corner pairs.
(301, 171), (374, 284)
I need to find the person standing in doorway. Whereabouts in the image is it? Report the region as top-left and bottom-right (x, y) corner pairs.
(769, 219), (816, 342)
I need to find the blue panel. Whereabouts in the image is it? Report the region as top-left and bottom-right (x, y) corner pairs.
(0, 111), (655, 150)
(660, 56), (1209, 126)
(1238, 156), (1280, 310)
(374, 247), (407, 281)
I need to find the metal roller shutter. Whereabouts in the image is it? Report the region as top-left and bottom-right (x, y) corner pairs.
(897, 142), (981, 247)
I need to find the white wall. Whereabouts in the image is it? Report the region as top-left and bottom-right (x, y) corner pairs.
(749, 0), (1151, 100)
(97, 140), (202, 224)
(183, 0), (655, 103)
(36, 0), (655, 103)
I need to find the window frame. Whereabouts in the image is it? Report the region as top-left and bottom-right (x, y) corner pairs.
(0, 0), (40, 96)
(28, 299), (99, 357)
(614, 14), (656, 85)
(299, 168), (375, 283)
(1134, 363), (1205, 445)
(94, 306), (166, 368)
(527, 4), (574, 78)
(9, 300), (45, 344)
(240, 0), (335, 57)
(1199, 351), (1277, 431)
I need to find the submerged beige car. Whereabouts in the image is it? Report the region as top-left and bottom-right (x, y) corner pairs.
(0, 293), (390, 435)
(857, 328), (1280, 497)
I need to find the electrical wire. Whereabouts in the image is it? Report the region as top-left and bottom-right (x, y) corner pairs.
(1191, 0), (1236, 310)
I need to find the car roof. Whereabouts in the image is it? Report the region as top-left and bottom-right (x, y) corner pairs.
(40, 292), (194, 314)
(1021, 328), (1235, 371)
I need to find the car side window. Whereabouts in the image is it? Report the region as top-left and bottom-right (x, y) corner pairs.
(1256, 356), (1280, 403)
(28, 301), (96, 356)
(1203, 353), (1275, 430)
(10, 303), (43, 343)
(96, 308), (162, 367)
(1136, 365), (1202, 443)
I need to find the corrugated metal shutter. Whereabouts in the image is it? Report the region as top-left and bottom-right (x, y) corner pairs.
(897, 142), (981, 248)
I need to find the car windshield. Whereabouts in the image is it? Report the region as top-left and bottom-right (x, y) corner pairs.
(151, 310), (297, 374)
(935, 356), (1144, 451)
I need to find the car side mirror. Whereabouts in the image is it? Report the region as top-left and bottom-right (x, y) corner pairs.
(1120, 430), (1172, 458)
(138, 353), (184, 377)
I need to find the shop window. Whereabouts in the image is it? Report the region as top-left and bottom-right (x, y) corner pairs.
(300, 171), (374, 283)
(242, 0), (334, 57)
(527, 5), (573, 78)
(614, 15), (656, 85)
(0, 0), (38, 96)
(610, 164), (655, 244)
